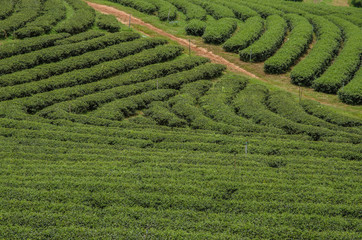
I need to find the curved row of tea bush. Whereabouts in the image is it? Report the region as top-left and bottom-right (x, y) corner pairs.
(233, 84), (360, 142)
(110, 0), (157, 14)
(147, 0), (177, 21)
(338, 67), (362, 105)
(223, 16), (264, 53)
(0, 0), (42, 39)
(14, 0), (67, 39)
(202, 18), (237, 44)
(10, 56), (208, 115)
(55, 0), (96, 34)
(0, 32), (139, 75)
(290, 15), (342, 86)
(185, 19), (206, 36)
(199, 75), (285, 134)
(38, 63), (224, 117)
(0, 44), (181, 102)
(235, 0), (284, 18)
(96, 14), (121, 33)
(240, 15), (287, 62)
(300, 99), (362, 127)
(0, 33), (70, 59)
(189, 0), (235, 20)
(312, 16), (362, 94)
(0, 38), (165, 87)
(91, 89), (178, 120)
(0, 0), (15, 20)
(53, 30), (105, 45)
(266, 91), (360, 135)
(166, 0), (207, 20)
(214, 0), (258, 21)
(264, 14), (313, 74)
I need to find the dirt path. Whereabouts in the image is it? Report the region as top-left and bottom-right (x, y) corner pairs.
(86, 1), (260, 79)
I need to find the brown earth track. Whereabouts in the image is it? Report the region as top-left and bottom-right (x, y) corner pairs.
(86, 1), (260, 79)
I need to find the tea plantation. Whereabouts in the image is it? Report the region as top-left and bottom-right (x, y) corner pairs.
(0, 0), (361, 239)
(104, 0), (362, 105)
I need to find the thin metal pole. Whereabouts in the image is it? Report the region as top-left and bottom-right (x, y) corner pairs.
(129, 14), (131, 28)
(250, 49), (252, 62)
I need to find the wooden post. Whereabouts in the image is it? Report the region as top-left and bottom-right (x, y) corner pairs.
(189, 39), (191, 56)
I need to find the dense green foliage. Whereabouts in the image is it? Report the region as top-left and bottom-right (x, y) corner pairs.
(0, 0), (42, 39)
(351, 0), (362, 7)
(96, 14), (121, 32)
(14, 0), (67, 39)
(338, 67), (362, 105)
(55, 0), (96, 34)
(185, 19), (206, 36)
(202, 18), (237, 44)
(240, 15), (287, 62)
(166, 0), (207, 20)
(223, 16), (264, 53)
(0, 1), (361, 238)
(264, 14), (313, 74)
(290, 15), (342, 86)
(312, 16), (362, 94)
(0, 0), (15, 20)
(0, 33), (70, 59)
(148, 0), (178, 21)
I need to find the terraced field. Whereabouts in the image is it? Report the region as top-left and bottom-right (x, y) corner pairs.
(93, 0), (362, 105)
(0, 0), (361, 239)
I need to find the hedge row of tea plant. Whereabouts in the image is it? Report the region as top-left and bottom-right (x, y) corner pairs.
(145, 101), (187, 127)
(0, 0), (15, 20)
(300, 99), (362, 127)
(223, 16), (264, 53)
(0, 44), (182, 102)
(14, 0), (67, 39)
(0, 38), (166, 88)
(91, 89), (178, 120)
(0, 32), (139, 75)
(214, 0), (258, 21)
(266, 91), (360, 135)
(96, 14), (121, 33)
(55, 0), (96, 34)
(202, 18), (237, 44)
(264, 14), (313, 74)
(233, 84), (360, 142)
(53, 30), (105, 45)
(166, 0), (207, 20)
(240, 15), (287, 62)
(185, 19), (206, 36)
(0, 0), (42, 38)
(18, 56), (208, 114)
(312, 16), (362, 94)
(338, 67), (362, 105)
(199, 75), (285, 134)
(148, 0), (177, 21)
(110, 0), (157, 14)
(290, 15), (342, 86)
(189, 0), (235, 20)
(0, 33), (70, 59)
(38, 63), (224, 117)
